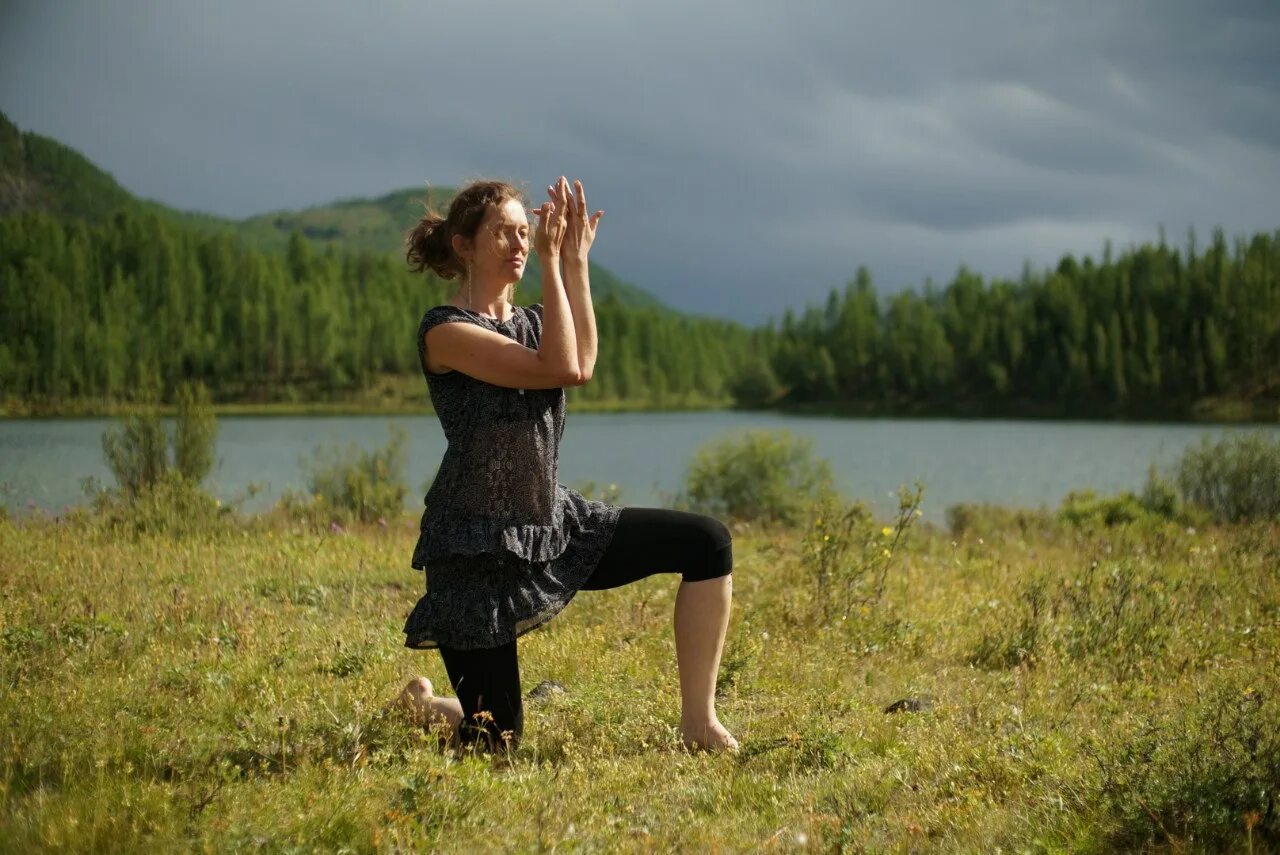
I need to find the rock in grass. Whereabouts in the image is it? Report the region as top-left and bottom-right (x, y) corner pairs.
(883, 696), (933, 714)
(526, 680), (567, 700)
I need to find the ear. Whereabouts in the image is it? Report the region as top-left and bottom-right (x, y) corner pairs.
(451, 233), (472, 261)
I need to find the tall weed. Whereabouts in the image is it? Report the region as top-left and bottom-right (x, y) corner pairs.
(801, 482), (924, 623)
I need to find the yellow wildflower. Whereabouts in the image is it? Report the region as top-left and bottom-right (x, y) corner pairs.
(881, 548), (891, 558)
(881, 526), (892, 537)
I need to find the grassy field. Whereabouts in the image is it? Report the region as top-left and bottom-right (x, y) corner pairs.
(1, 505), (1277, 853)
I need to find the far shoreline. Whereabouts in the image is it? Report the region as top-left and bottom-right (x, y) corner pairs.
(1, 394), (1277, 425)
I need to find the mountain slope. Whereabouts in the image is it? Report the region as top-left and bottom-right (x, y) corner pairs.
(234, 186), (666, 309)
(0, 110), (665, 309)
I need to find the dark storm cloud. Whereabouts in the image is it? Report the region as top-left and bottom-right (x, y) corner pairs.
(2, 0), (1277, 323)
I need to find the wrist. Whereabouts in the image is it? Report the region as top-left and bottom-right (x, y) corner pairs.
(562, 253), (589, 269)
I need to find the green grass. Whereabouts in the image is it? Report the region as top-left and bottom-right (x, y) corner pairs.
(1, 506), (1277, 852)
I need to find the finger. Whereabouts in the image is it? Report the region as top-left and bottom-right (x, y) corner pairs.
(556, 180), (569, 220)
(574, 180), (587, 216)
(590, 210), (604, 228)
(563, 182), (578, 220)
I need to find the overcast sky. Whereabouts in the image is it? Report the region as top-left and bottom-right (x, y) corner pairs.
(2, 1), (1278, 324)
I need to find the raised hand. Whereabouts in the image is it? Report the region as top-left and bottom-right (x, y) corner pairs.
(529, 180), (569, 259)
(560, 177), (604, 263)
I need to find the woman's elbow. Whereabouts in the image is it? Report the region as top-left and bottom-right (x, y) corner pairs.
(564, 367), (592, 386)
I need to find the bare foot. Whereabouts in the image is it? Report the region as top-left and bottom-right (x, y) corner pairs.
(392, 676), (464, 739)
(393, 676), (436, 726)
(680, 718), (740, 753)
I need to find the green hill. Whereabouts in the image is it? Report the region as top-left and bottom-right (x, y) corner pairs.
(234, 186), (665, 309)
(0, 110), (664, 310)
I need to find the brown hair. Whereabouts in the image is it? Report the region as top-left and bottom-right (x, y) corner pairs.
(405, 180), (526, 279)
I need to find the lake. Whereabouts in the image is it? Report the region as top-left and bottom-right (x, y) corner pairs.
(2, 411), (1276, 524)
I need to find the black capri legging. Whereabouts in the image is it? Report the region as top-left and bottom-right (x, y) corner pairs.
(435, 507), (732, 752)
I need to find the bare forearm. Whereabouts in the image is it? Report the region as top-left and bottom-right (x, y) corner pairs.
(562, 258), (598, 378)
(538, 256), (581, 379)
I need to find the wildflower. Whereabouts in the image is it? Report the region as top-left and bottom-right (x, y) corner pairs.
(914, 509), (923, 517)
(823, 535), (830, 542)
(330, 521), (344, 534)
(881, 548), (891, 558)
(881, 526), (893, 537)
(815, 517), (823, 526)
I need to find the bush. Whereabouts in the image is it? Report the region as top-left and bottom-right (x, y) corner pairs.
(172, 381), (217, 483)
(1174, 431), (1280, 523)
(101, 380), (219, 495)
(90, 471), (225, 535)
(1092, 674), (1280, 849)
(296, 425), (408, 524)
(1058, 489), (1148, 527)
(102, 401), (168, 496)
(946, 502), (1056, 540)
(682, 429), (834, 526)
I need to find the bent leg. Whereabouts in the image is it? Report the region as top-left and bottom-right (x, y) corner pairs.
(581, 507), (738, 751)
(581, 507), (732, 591)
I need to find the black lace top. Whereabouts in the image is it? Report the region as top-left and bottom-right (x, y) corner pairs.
(402, 302), (623, 650)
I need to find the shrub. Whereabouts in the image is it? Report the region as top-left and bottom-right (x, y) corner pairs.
(172, 381), (217, 483)
(682, 429), (834, 526)
(87, 470), (225, 536)
(1058, 489), (1148, 527)
(101, 380), (219, 495)
(1092, 674), (1280, 849)
(1139, 463), (1180, 518)
(298, 425), (408, 524)
(946, 502), (1056, 540)
(101, 400), (168, 496)
(1174, 431), (1280, 523)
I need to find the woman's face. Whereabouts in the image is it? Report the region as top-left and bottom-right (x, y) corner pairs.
(465, 198), (530, 286)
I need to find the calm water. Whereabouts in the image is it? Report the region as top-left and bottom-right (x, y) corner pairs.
(2, 411), (1276, 524)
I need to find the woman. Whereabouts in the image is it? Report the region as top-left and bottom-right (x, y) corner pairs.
(393, 176), (738, 754)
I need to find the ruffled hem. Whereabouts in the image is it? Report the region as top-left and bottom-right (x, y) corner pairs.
(411, 486), (619, 568)
(402, 501), (622, 650)
(402, 580), (572, 651)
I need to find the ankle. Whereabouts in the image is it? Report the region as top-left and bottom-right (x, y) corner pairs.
(680, 710), (718, 728)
